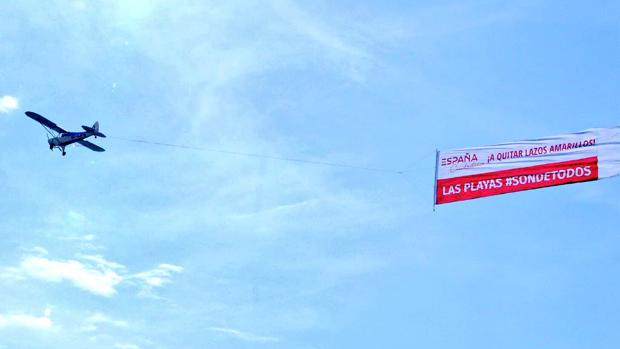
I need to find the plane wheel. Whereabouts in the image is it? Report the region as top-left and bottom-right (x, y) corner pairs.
(62, 151), (66, 156)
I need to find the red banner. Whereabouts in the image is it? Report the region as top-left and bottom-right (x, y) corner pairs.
(436, 157), (598, 204)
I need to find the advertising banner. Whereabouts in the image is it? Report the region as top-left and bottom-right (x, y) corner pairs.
(435, 127), (620, 205)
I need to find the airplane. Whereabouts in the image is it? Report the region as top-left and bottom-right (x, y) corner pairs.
(25, 111), (106, 156)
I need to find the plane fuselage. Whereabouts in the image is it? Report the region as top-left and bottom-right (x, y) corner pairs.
(49, 132), (94, 147)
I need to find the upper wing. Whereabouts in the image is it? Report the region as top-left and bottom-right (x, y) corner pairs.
(77, 140), (105, 152)
(25, 111), (67, 133)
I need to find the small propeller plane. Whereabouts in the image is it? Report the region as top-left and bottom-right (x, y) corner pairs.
(25, 111), (106, 156)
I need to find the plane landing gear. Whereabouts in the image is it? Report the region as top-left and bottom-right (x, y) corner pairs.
(61, 147), (66, 156)
(49, 144), (54, 150)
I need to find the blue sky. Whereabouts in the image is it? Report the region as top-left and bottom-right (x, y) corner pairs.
(1, 1), (619, 348)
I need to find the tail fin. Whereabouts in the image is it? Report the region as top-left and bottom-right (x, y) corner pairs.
(82, 121), (106, 138)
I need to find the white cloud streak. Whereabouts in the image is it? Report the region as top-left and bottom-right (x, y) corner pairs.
(208, 326), (280, 343)
(128, 263), (185, 299)
(0, 308), (52, 330)
(2, 254), (182, 298)
(19, 246), (48, 255)
(83, 312), (128, 332)
(114, 343), (141, 349)
(17, 256), (122, 297)
(270, 0), (373, 80)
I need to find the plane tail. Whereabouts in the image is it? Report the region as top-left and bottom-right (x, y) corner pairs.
(82, 121), (106, 138)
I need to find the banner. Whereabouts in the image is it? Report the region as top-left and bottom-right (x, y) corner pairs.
(435, 127), (620, 205)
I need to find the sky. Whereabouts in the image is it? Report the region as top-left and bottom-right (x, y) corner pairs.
(0, 1), (619, 348)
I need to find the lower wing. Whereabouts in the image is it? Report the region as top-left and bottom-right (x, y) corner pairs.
(77, 140), (105, 152)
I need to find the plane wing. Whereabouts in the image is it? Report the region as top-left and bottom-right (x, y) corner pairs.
(25, 111), (67, 134)
(77, 140), (105, 152)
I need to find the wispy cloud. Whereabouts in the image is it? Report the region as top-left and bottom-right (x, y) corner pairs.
(82, 312), (128, 332)
(104, 0), (382, 111)
(19, 246), (48, 255)
(2, 253), (182, 298)
(6, 256), (123, 297)
(113, 343), (141, 349)
(0, 308), (52, 330)
(270, 0), (374, 80)
(127, 263), (184, 299)
(0, 96), (18, 113)
(58, 234), (96, 242)
(208, 326), (280, 343)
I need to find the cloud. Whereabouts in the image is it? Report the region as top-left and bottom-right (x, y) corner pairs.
(82, 312), (128, 332)
(104, 0), (382, 108)
(14, 256), (123, 297)
(0, 308), (53, 330)
(128, 263), (184, 298)
(2, 253), (182, 298)
(78, 255), (127, 272)
(208, 326), (280, 343)
(114, 343), (141, 349)
(270, 0), (373, 80)
(59, 234), (96, 242)
(19, 246), (48, 255)
(0, 96), (18, 113)
(58, 234), (102, 252)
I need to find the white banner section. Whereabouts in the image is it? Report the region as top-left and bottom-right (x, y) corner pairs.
(435, 127), (620, 205)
